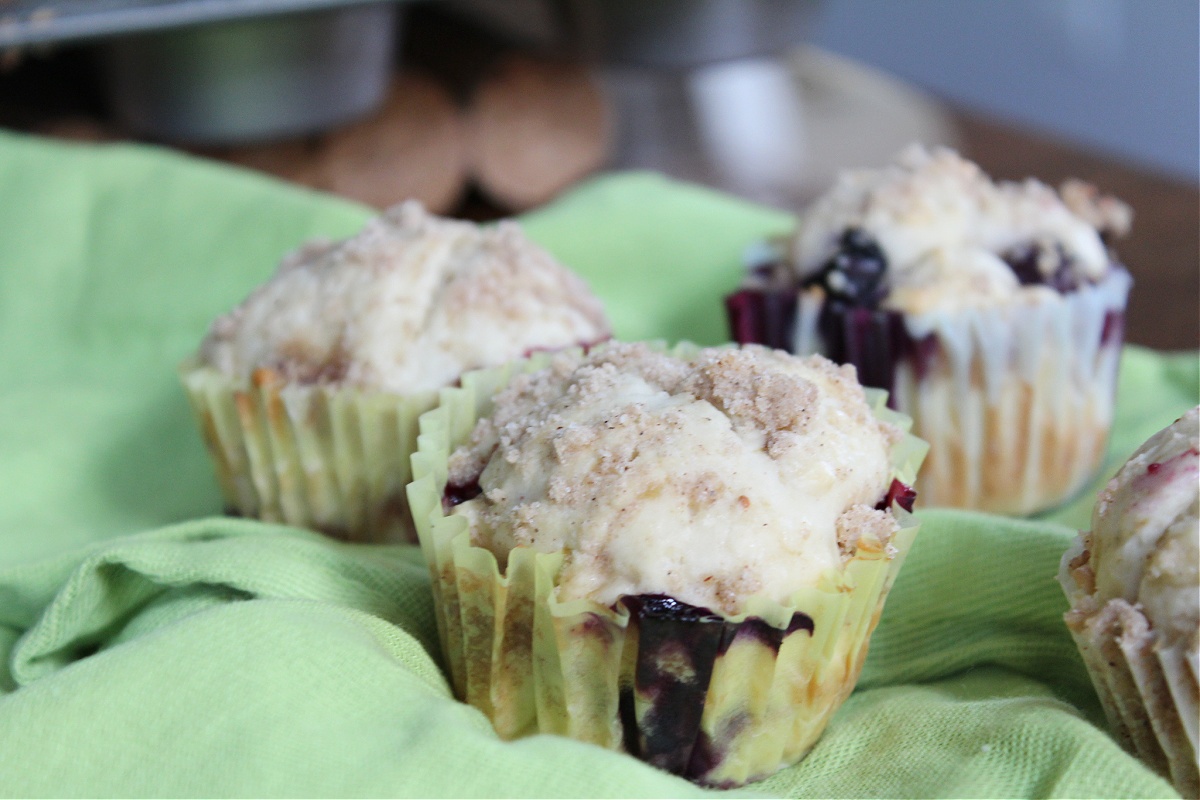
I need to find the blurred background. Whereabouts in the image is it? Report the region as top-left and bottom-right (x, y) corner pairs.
(1, 0), (1196, 349)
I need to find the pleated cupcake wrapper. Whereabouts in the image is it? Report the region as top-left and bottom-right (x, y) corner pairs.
(408, 342), (925, 786)
(180, 362), (436, 543)
(1059, 542), (1200, 798)
(792, 269), (1131, 515)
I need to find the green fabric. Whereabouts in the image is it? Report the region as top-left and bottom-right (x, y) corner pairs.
(0, 129), (1194, 798)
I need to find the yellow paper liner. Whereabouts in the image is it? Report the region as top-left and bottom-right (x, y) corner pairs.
(408, 343), (926, 786)
(1060, 541), (1200, 797)
(793, 268), (1130, 515)
(180, 361), (437, 543)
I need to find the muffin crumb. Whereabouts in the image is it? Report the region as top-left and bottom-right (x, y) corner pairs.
(199, 200), (610, 393)
(836, 505), (900, 560)
(449, 342), (902, 615)
(1060, 179), (1133, 241)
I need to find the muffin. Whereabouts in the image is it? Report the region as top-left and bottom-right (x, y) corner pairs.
(407, 342), (927, 786)
(727, 145), (1132, 515)
(1059, 407), (1199, 797)
(181, 201), (610, 542)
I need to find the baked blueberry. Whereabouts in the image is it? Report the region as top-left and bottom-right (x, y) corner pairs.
(1002, 242), (1086, 293)
(805, 228), (889, 307)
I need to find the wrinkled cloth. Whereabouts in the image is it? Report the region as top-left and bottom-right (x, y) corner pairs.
(0, 130), (1195, 798)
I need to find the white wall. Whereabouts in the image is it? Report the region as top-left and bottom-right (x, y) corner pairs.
(812, 0), (1199, 182)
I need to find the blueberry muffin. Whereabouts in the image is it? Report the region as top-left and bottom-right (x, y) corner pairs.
(182, 201), (610, 542)
(727, 145), (1132, 515)
(407, 342), (927, 786)
(1059, 407), (1199, 797)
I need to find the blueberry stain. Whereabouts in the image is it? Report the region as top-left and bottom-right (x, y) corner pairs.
(443, 479), (482, 509)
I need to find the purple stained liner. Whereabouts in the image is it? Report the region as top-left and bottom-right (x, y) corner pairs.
(814, 302), (941, 404)
(724, 288), (797, 352)
(810, 275), (1125, 403)
(819, 303), (897, 400)
(1101, 309), (1125, 347)
(685, 733), (728, 789)
(618, 594), (815, 782)
(725, 286), (937, 405)
(716, 613), (816, 657)
(619, 595), (725, 776)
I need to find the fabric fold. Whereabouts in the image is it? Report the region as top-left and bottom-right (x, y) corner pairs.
(2, 519), (438, 689)
(0, 131), (1193, 797)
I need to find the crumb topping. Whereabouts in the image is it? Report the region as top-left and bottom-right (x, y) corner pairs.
(448, 343), (901, 615)
(789, 145), (1129, 315)
(198, 201), (611, 393)
(1059, 179), (1133, 241)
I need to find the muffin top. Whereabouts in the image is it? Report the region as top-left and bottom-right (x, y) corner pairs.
(1088, 406), (1199, 646)
(447, 343), (905, 616)
(790, 145), (1130, 315)
(198, 202), (611, 394)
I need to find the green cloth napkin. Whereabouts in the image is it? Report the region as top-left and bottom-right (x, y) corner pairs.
(0, 129), (1194, 798)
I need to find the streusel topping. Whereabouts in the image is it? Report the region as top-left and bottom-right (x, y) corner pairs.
(790, 145), (1129, 315)
(199, 201), (611, 393)
(448, 343), (901, 615)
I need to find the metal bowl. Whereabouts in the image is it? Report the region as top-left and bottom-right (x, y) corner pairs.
(100, 3), (399, 145)
(442, 0), (821, 68)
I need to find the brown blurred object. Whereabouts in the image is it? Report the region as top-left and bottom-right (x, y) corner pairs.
(216, 136), (327, 187)
(36, 115), (113, 142)
(323, 75), (466, 212)
(216, 73), (468, 213)
(957, 113), (1200, 352)
(465, 55), (611, 210)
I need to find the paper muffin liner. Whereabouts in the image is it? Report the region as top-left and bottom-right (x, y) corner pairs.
(1059, 538), (1200, 798)
(180, 361), (437, 543)
(407, 343), (927, 786)
(785, 268), (1132, 515)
